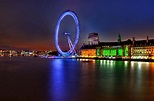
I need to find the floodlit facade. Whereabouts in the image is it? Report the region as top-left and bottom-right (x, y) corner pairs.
(97, 45), (130, 58)
(131, 37), (154, 59)
(81, 49), (96, 57)
(80, 34), (154, 59)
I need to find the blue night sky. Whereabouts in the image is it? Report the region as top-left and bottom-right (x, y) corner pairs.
(1, 0), (154, 50)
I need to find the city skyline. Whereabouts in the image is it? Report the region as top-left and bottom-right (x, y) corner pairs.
(1, 0), (154, 50)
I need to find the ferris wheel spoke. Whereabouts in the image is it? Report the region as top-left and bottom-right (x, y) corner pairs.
(67, 36), (72, 50)
(67, 36), (77, 55)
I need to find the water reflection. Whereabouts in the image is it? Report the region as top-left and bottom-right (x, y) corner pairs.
(49, 59), (65, 101)
(48, 59), (154, 101)
(1, 57), (154, 101)
(97, 60), (116, 68)
(49, 59), (81, 101)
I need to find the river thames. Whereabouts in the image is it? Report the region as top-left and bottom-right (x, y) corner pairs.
(0, 57), (154, 101)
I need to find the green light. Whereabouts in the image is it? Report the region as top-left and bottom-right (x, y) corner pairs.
(124, 46), (128, 56)
(96, 48), (100, 56)
(103, 50), (108, 56)
(118, 48), (123, 56)
(102, 49), (117, 57)
(103, 49), (110, 56)
(111, 49), (116, 56)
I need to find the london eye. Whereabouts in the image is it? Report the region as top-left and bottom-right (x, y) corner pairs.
(55, 10), (80, 56)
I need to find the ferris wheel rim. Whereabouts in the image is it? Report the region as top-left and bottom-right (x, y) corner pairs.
(55, 10), (80, 55)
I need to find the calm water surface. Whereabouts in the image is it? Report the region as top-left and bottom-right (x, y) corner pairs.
(0, 57), (154, 101)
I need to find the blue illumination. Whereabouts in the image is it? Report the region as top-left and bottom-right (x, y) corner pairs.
(55, 10), (80, 56)
(49, 59), (65, 100)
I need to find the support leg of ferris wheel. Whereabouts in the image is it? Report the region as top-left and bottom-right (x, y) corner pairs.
(66, 35), (77, 56)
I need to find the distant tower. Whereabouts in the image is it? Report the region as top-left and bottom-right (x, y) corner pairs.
(118, 34), (121, 43)
(146, 36), (149, 43)
(132, 37), (135, 46)
(88, 33), (99, 45)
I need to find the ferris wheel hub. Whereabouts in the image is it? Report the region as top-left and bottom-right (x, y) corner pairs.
(64, 32), (70, 35)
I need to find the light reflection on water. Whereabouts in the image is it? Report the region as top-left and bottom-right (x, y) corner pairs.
(49, 59), (154, 101)
(49, 59), (81, 101)
(50, 59), (65, 101)
(1, 57), (154, 101)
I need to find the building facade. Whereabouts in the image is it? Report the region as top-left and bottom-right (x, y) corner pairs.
(88, 33), (99, 45)
(131, 37), (154, 59)
(80, 34), (154, 59)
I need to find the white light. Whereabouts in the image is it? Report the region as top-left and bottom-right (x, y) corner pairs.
(131, 61), (134, 67)
(138, 62), (142, 69)
(100, 60), (103, 65)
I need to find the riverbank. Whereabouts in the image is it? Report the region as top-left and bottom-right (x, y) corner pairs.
(75, 57), (154, 62)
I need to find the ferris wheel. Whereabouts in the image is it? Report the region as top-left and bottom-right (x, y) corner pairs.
(55, 10), (80, 56)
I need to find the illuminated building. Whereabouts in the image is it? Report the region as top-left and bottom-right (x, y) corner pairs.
(81, 38), (132, 58)
(0, 50), (3, 56)
(9, 50), (18, 56)
(80, 34), (154, 59)
(96, 39), (131, 58)
(131, 36), (154, 59)
(80, 45), (96, 57)
(88, 33), (99, 45)
(81, 33), (132, 58)
(21, 50), (35, 56)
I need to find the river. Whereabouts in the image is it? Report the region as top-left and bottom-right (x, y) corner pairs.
(0, 57), (154, 101)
